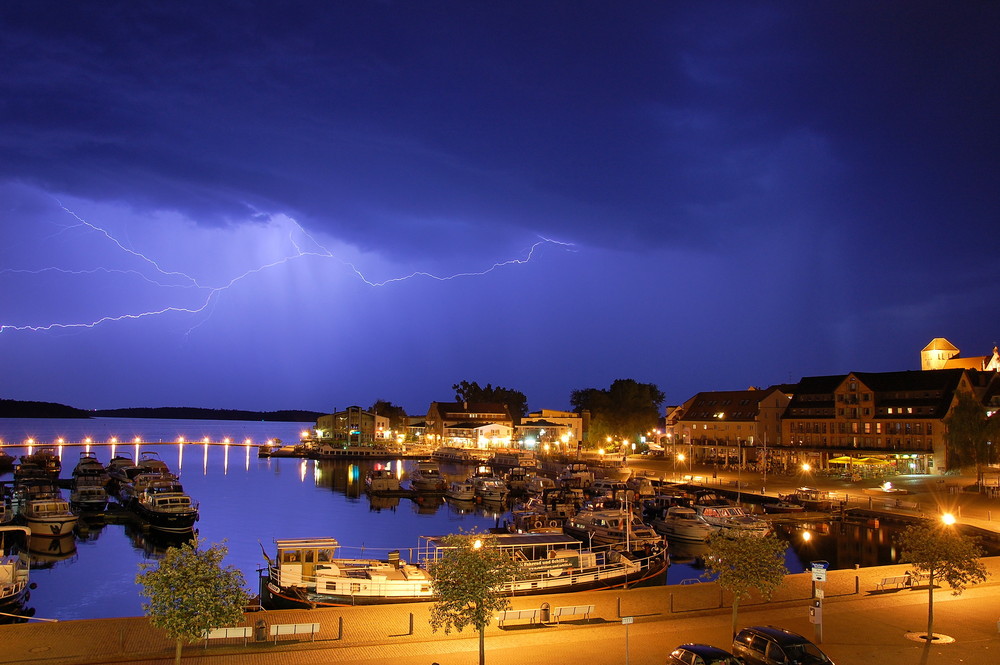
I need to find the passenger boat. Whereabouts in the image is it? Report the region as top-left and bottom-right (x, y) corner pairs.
(431, 446), (490, 464)
(365, 468), (401, 494)
(260, 532), (668, 609)
(691, 492), (770, 536)
(489, 450), (538, 471)
(444, 478), (475, 501)
(407, 460), (446, 492)
(649, 506), (714, 543)
(562, 509), (664, 550)
(0, 526), (32, 616)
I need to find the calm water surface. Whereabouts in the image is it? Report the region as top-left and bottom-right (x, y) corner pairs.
(1, 418), (914, 621)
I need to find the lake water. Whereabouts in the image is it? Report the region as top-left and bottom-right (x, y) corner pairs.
(1, 417), (918, 621)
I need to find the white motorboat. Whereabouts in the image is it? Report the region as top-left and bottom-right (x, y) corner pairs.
(407, 460), (446, 492)
(472, 475), (509, 503)
(692, 492), (770, 536)
(650, 506), (714, 543)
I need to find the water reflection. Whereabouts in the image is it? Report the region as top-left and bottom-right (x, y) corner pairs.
(28, 535), (77, 568)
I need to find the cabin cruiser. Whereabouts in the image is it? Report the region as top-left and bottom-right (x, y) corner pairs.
(504, 466), (532, 494)
(365, 467), (401, 494)
(444, 478), (476, 502)
(691, 492), (770, 536)
(558, 462), (594, 489)
(132, 486), (199, 533)
(563, 509), (664, 550)
(19, 448), (61, 480)
(472, 475), (509, 503)
(71, 452), (109, 485)
(431, 446), (491, 464)
(0, 526), (32, 617)
(18, 496), (78, 537)
(69, 479), (109, 513)
(649, 506), (714, 543)
(106, 453), (142, 485)
(526, 475), (556, 495)
(260, 532), (668, 609)
(407, 460), (446, 492)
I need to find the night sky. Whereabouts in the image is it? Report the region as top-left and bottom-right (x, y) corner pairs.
(1, 2), (997, 414)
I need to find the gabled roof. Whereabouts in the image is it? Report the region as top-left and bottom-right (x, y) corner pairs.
(676, 386), (783, 422)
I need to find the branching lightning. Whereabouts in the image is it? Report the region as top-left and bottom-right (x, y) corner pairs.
(1, 205), (574, 334)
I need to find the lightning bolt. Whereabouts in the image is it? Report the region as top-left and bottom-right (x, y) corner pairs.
(1, 205), (575, 334)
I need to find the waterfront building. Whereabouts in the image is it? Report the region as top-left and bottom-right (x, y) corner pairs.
(516, 409), (586, 450)
(667, 386), (789, 468)
(781, 368), (998, 473)
(314, 406), (390, 445)
(424, 401), (514, 448)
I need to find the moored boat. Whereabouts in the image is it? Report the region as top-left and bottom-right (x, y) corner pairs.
(691, 492), (770, 536)
(563, 509), (664, 550)
(18, 496), (77, 537)
(260, 531), (668, 609)
(132, 488), (199, 533)
(0, 526), (32, 617)
(650, 506), (714, 543)
(444, 478), (476, 502)
(365, 467), (401, 494)
(19, 448), (61, 480)
(407, 460), (446, 492)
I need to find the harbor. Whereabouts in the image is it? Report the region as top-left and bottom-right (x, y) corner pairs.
(3, 416), (1000, 624)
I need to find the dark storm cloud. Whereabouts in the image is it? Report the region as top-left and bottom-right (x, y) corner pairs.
(2, 2), (997, 259)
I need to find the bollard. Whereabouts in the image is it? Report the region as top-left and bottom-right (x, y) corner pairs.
(409, 612), (414, 635)
(338, 616), (343, 640)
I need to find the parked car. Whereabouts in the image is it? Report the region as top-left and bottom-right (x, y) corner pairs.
(732, 626), (834, 665)
(667, 643), (741, 665)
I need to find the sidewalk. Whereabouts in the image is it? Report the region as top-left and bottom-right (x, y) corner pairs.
(3, 557), (999, 665)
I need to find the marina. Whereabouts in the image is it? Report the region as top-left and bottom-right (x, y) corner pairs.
(2, 417), (997, 623)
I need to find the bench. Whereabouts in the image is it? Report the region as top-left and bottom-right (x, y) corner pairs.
(550, 604), (595, 624)
(201, 626), (253, 647)
(496, 608), (541, 628)
(269, 622), (320, 642)
(875, 575), (911, 591)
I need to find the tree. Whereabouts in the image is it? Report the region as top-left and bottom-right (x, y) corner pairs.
(896, 520), (988, 641)
(944, 389), (1000, 486)
(570, 379), (665, 445)
(135, 538), (250, 665)
(702, 530), (789, 637)
(452, 380), (529, 419)
(370, 399), (408, 432)
(427, 530), (525, 665)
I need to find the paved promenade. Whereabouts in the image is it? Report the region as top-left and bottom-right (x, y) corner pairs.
(3, 464), (999, 665)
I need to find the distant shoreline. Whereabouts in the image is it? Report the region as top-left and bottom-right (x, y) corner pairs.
(0, 398), (323, 422)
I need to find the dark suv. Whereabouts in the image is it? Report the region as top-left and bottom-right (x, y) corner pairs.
(732, 626), (834, 665)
